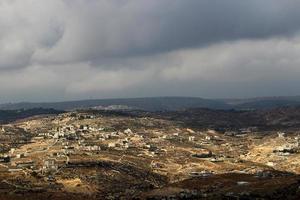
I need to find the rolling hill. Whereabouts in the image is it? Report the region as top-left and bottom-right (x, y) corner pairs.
(1, 96), (300, 111)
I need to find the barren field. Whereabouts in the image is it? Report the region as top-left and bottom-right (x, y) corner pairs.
(0, 111), (300, 199)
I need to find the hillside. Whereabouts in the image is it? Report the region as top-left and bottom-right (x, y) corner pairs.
(224, 96), (300, 109)
(0, 108), (64, 123)
(2, 96), (300, 111)
(0, 97), (229, 111)
(157, 106), (300, 130)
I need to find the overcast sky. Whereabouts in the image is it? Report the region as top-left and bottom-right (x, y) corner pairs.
(1, 0), (300, 102)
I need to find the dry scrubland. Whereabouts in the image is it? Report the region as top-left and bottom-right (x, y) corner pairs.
(0, 111), (300, 199)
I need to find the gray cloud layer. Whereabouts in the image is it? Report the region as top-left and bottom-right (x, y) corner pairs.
(1, 0), (300, 102)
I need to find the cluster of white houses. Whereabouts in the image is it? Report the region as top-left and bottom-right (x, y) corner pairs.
(1, 119), (271, 176)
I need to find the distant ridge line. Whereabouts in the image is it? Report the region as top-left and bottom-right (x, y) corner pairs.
(1, 96), (300, 111)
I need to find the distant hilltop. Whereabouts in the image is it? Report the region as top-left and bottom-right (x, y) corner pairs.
(1, 96), (300, 111)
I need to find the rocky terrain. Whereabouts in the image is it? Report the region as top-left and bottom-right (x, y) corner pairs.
(0, 108), (300, 199)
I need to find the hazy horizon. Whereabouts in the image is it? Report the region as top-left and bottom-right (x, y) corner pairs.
(1, 94), (300, 105)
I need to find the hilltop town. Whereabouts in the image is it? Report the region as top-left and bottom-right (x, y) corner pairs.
(0, 109), (300, 199)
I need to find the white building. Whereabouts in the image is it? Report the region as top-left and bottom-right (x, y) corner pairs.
(188, 136), (195, 142)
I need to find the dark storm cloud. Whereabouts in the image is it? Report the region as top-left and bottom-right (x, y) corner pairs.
(150, 0), (300, 54)
(1, 0), (300, 102)
(2, 0), (300, 68)
(32, 0), (300, 66)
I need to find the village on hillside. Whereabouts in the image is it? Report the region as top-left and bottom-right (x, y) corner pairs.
(0, 111), (300, 199)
